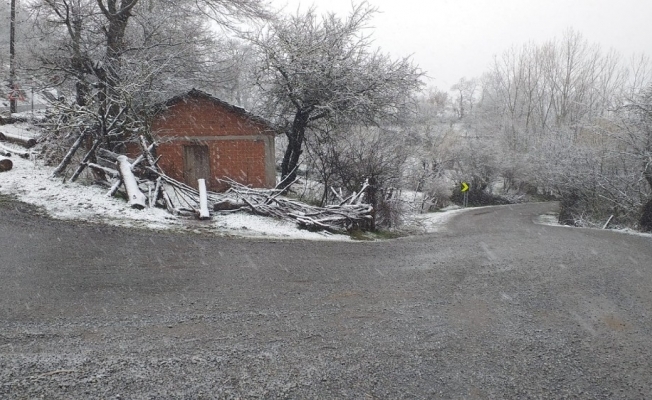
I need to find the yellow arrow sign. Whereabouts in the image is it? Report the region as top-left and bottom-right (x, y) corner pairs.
(461, 182), (469, 192)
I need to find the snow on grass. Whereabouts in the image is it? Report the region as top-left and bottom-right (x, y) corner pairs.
(0, 155), (179, 228)
(535, 212), (560, 227)
(403, 204), (467, 234)
(0, 123), (42, 139)
(0, 148), (473, 240)
(534, 211), (652, 238)
(0, 155), (348, 241)
(612, 227), (652, 238)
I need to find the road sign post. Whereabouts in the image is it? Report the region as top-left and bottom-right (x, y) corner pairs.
(461, 182), (469, 208)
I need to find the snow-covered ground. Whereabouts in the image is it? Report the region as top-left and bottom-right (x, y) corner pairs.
(0, 151), (463, 240)
(0, 122), (42, 140)
(4, 138), (647, 240)
(535, 210), (652, 238)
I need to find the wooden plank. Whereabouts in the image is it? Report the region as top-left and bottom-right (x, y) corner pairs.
(116, 156), (147, 209)
(183, 144), (210, 189)
(0, 130), (37, 148)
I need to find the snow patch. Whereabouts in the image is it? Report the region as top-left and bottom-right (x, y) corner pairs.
(534, 211), (652, 238)
(0, 156), (350, 241)
(404, 207), (467, 233)
(0, 123), (42, 140)
(535, 213), (560, 227)
(0, 151), (479, 240)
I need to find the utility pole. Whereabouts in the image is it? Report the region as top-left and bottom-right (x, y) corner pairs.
(9, 0), (17, 114)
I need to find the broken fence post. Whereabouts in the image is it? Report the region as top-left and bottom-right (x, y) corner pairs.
(198, 178), (210, 219)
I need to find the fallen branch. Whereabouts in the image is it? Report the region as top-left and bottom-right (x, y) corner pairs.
(88, 162), (119, 178)
(0, 143), (30, 159)
(106, 178), (123, 197)
(69, 139), (101, 182)
(97, 148), (135, 164)
(220, 178), (374, 232)
(51, 131), (87, 178)
(139, 135), (158, 168)
(54, 136), (372, 231)
(152, 177), (162, 208)
(160, 184), (178, 214)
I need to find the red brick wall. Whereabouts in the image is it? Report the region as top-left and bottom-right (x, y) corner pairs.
(156, 139), (267, 191)
(151, 96), (275, 191)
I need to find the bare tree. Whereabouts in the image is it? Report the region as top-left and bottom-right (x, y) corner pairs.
(618, 86), (652, 230)
(451, 77), (477, 120)
(304, 124), (409, 226)
(249, 2), (423, 188)
(479, 30), (630, 151)
(28, 0), (272, 175)
(420, 30), (652, 228)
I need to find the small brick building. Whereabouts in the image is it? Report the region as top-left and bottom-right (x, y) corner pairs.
(151, 89), (277, 192)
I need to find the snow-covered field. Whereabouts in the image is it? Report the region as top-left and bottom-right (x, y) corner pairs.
(4, 134), (648, 240)
(0, 151), (463, 240)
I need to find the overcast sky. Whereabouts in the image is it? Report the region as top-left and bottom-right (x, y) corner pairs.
(273, 0), (652, 90)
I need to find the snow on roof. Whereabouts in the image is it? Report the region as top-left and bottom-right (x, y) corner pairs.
(157, 88), (279, 134)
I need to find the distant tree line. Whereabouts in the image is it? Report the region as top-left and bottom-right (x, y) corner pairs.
(6, 2), (652, 231)
(413, 30), (652, 230)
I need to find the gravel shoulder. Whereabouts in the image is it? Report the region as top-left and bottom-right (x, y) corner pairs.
(1, 199), (652, 398)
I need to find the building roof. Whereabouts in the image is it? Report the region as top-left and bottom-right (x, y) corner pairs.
(157, 88), (279, 134)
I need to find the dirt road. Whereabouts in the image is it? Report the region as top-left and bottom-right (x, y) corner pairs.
(1, 199), (651, 398)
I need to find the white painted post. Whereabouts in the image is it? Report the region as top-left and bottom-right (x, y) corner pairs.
(198, 178), (210, 220)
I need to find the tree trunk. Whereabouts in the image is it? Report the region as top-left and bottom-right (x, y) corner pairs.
(69, 139), (101, 182)
(116, 155), (147, 209)
(75, 80), (88, 107)
(51, 131), (87, 178)
(279, 110), (310, 189)
(0, 157), (12, 172)
(640, 199), (652, 232)
(640, 166), (652, 231)
(0, 130), (37, 148)
(95, 0), (139, 144)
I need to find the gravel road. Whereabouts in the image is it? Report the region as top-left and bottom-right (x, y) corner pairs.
(1, 198), (651, 398)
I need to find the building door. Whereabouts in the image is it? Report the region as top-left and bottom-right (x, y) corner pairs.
(183, 145), (210, 189)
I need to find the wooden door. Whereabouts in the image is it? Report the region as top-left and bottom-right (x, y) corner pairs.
(183, 145), (210, 189)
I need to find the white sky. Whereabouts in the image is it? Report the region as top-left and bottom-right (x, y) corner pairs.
(272, 0), (652, 89)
